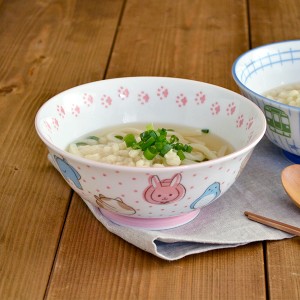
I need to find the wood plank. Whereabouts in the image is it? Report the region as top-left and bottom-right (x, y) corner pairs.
(266, 239), (300, 299)
(47, 0), (267, 299)
(0, 0), (124, 299)
(249, 0), (300, 47)
(107, 0), (249, 90)
(249, 1), (300, 299)
(47, 195), (266, 300)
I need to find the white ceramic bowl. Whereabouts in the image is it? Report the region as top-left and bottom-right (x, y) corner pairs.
(232, 40), (300, 163)
(35, 77), (266, 230)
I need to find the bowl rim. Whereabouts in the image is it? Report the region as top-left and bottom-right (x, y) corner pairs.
(231, 39), (300, 112)
(35, 77), (267, 173)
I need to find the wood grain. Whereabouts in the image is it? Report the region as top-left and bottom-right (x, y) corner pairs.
(0, 0), (124, 299)
(266, 238), (300, 299)
(249, 0), (300, 47)
(107, 0), (249, 90)
(47, 195), (266, 300)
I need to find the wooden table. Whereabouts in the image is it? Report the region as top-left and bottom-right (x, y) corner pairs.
(1, 0), (299, 299)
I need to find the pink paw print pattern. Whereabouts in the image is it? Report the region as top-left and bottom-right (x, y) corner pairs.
(71, 104), (80, 117)
(210, 102), (220, 115)
(138, 91), (150, 104)
(176, 93), (188, 107)
(247, 131), (254, 143)
(52, 117), (59, 130)
(246, 117), (254, 130)
(236, 114), (244, 128)
(83, 93), (94, 107)
(44, 121), (52, 133)
(226, 102), (236, 115)
(100, 94), (112, 108)
(157, 86), (168, 100)
(56, 105), (65, 118)
(118, 86), (129, 99)
(194, 91), (206, 105)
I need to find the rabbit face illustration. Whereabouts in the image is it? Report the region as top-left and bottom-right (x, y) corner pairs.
(143, 173), (186, 205)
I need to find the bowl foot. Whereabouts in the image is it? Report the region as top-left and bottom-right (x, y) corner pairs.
(282, 150), (300, 164)
(100, 209), (200, 230)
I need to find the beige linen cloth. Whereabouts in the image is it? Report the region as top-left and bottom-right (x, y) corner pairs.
(85, 137), (300, 261)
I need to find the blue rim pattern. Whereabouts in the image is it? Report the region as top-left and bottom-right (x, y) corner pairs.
(240, 49), (300, 84)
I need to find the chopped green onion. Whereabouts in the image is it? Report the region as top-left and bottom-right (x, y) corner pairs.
(146, 123), (154, 131)
(173, 143), (183, 150)
(140, 131), (148, 140)
(132, 143), (141, 150)
(170, 135), (179, 143)
(177, 150), (185, 160)
(160, 144), (172, 156)
(148, 130), (158, 139)
(143, 147), (157, 160)
(155, 141), (164, 151)
(202, 129), (209, 133)
(158, 128), (167, 138)
(76, 142), (88, 146)
(183, 144), (193, 153)
(157, 135), (166, 142)
(140, 130), (157, 141)
(124, 134), (137, 147)
(123, 125), (194, 161)
(115, 135), (123, 140)
(87, 136), (99, 141)
(140, 136), (156, 150)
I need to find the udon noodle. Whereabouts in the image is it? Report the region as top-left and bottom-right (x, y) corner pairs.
(264, 83), (300, 107)
(67, 124), (234, 167)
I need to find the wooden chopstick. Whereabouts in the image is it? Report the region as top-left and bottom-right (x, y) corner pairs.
(244, 211), (300, 236)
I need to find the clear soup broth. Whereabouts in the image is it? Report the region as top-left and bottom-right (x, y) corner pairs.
(67, 123), (235, 167)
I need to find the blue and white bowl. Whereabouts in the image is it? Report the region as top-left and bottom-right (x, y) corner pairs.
(232, 40), (300, 163)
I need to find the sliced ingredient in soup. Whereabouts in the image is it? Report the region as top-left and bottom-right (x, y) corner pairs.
(67, 124), (234, 167)
(264, 83), (300, 107)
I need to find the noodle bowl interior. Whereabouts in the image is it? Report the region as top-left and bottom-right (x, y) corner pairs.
(67, 123), (235, 167)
